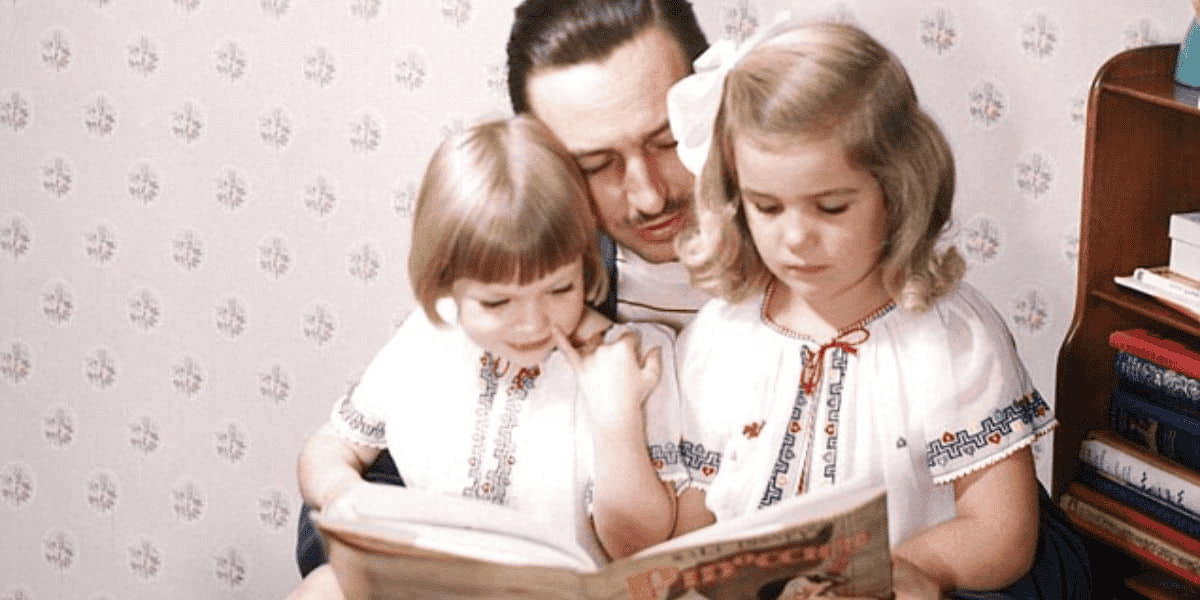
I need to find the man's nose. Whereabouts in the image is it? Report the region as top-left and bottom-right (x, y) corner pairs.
(623, 151), (669, 217)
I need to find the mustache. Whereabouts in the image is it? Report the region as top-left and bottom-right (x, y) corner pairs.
(628, 195), (691, 227)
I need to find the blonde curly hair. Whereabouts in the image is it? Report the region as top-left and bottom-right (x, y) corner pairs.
(676, 21), (963, 312)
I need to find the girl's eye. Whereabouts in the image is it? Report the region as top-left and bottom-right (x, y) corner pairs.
(749, 202), (783, 216)
(479, 299), (509, 309)
(818, 203), (849, 215)
(551, 283), (575, 295)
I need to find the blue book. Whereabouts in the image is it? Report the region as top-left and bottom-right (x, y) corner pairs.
(1075, 465), (1200, 540)
(1114, 350), (1200, 420)
(1109, 387), (1200, 471)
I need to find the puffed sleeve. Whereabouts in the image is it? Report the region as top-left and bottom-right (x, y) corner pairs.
(613, 321), (690, 489)
(917, 284), (1058, 484)
(674, 298), (767, 493)
(326, 309), (435, 449)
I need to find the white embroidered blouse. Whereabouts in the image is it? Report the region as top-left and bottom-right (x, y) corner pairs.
(676, 282), (1057, 546)
(328, 308), (687, 563)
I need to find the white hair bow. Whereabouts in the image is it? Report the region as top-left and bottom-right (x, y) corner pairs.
(667, 12), (800, 175)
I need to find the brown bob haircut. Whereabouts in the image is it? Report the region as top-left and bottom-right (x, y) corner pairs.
(408, 114), (608, 326)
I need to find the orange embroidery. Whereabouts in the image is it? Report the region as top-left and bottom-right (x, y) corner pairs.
(743, 420), (765, 438)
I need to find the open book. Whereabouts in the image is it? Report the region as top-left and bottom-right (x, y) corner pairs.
(312, 478), (892, 600)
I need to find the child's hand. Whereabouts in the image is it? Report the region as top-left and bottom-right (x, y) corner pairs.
(552, 326), (663, 430)
(890, 556), (943, 600)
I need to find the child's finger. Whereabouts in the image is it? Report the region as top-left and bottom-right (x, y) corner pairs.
(640, 345), (663, 388)
(551, 326), (582, 370)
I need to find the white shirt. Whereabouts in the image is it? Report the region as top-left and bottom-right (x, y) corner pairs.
(328, 309), (687, 564)
(615, 246), (711, 333)
(676, 282), (1057, 546)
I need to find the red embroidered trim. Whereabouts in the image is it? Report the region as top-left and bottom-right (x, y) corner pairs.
(761, 281), (892, 396)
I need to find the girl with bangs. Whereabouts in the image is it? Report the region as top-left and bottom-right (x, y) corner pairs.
(293, 114), (684, 597)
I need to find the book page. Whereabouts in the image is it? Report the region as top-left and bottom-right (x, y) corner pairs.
(317, 483), (597, 570)
(316, 478), (892, 600)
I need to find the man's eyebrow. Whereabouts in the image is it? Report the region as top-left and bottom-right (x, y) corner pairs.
(569, 121), (675, 160)
(572, 148), (612, 161)
(644, 121), (673, 140)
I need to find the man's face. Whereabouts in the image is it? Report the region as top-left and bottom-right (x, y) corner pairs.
(526, 27), (694, 264)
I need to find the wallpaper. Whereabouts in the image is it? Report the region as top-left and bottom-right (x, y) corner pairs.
(0, 1), (1194, 598)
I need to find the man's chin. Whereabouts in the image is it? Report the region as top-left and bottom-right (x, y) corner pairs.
(624, 241), (679, 264)
(613, 231), (680, 263)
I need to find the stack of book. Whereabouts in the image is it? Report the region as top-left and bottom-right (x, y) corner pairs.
(1058, 328), (1200, 594)
(1115, 212), (1200, 323)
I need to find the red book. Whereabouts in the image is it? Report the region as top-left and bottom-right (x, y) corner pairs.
(1125, 570), (1200, 600)
(1109, 329), (1200, 381)
(1061, 489), (1200, 586)
(1067, 481), (1200, 557)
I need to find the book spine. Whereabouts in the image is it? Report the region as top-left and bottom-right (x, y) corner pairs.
(1116, 351), (1200, 420)
(1080, 432), (1200, 516)
(1110, 388), (1200, 471)
(1109, 329), (1200, 382)
(1060, 491), (1200, 586)
(1124, 569), (1200, 600)
(1067, 481), (1200, 557)
(1134, 268), (1200, 305)
(1076, 467), (1200, 541)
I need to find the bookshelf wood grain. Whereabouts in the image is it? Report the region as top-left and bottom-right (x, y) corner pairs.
(1055, 43), (1200, 591)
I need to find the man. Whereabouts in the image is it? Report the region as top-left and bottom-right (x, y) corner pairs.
(506, 0), (712, 332)
(288, 1), (712, 595)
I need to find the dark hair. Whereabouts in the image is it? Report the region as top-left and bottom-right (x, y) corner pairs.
(506, 0), (708, 113)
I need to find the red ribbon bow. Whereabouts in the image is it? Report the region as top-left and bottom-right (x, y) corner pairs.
(800, 327), (870, 396)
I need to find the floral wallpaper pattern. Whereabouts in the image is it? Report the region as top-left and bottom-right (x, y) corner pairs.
(0, 1), (1194, 598)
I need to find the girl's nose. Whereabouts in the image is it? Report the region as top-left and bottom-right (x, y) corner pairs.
(783, 214), (816, 251)
(518, 300), (550, 331)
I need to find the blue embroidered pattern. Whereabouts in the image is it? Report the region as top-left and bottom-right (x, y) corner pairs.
(821, 351), (848, 483)
(760, 388), (808, 508)
(649, 440), (681, 472)
(680, 440), (721, 483)
(334, 387), (385, 445)
(759, 347), (851, 508)
(462, 353), (538, 504)
(925, 390), (1052, 469)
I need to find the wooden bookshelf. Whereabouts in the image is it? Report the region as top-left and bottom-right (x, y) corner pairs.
(1055, 43), (1200, 595)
